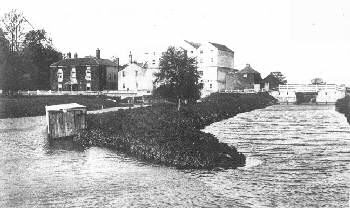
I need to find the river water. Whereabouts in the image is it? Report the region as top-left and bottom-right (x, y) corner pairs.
(0, 105), (349, 207)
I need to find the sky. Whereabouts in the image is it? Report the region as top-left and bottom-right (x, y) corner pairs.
(1, 0), (349, 86)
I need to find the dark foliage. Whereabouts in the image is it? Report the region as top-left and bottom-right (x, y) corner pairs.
(74, 93), (277, 169)
(335, 95), (350, 124)
(154, 46), (203, 109)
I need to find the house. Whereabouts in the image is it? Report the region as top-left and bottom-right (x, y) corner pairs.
(226, 64), (262, 90)
(137, 40), (236, 96)
(118, 52), (157, 93)
(50, 49), (118, 91)
(182, 41), (236, 96)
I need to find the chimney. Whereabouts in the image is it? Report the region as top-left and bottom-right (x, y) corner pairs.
(96, 48), (100, 59)
(74, 53), (78, 59)
(246, 63), (250, 67)
(129, 51), (133, 64)
(116, 57), (120, 68)
(67, 52), (71, 59)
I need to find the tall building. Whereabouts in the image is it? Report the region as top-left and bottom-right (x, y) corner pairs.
(137, 40), (236, 96)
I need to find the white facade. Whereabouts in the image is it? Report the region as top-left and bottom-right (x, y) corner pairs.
(118, 63), (157, 92)
(186, 41), (235, 96)
(138, 40), (235, 96)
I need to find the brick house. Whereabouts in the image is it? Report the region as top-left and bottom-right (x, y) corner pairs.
(50, 49), (118, 91)
(226, 64), (262, 90)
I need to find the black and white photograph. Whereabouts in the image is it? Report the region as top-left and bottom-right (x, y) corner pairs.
(0, 0), (349, 207)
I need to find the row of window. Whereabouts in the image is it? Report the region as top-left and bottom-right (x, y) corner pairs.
(199, 49), (214, 54)
(122, 71), (139, 77)
(57, 67), (92, 82)
(57, 83), (91, 91)
(199, 58), (214, 63)
(122, 82), (138, 90)
(108, 74), (117, 80)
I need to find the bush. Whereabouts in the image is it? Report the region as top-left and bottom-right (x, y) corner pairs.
(336, 95), (350, 124)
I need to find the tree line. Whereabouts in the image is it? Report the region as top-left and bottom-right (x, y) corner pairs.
(0, 9), (62, 93)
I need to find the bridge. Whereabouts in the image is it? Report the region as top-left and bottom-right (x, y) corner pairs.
(270, 84), (346, 104)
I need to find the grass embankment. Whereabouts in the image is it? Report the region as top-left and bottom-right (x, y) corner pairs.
(0, 95), (128, 118)
(336, 95), (350, 124)
(74, 92), (277, 169)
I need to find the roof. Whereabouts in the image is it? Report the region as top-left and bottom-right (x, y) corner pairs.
(118, 62), (147, 72)
(45, 103), (86, 111)
(184, 40), (201, 49)
(238, 64), (260, 74)
(50, 57), (117, 67)
(209, 42), (234, 53)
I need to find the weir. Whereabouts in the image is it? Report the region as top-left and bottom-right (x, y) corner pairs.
(270, 84), (346, 104)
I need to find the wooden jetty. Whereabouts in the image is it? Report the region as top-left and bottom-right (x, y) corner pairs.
(45, 103), (87, 139)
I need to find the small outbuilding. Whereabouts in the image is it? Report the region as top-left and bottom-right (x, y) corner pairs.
(45, 103), (87, 139)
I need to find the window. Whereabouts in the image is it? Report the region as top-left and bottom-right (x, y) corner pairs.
(210, 84), (212, 89)
(136, 82), (138, 89)
(57, 69), (63, 82)
(109, 74), (112, 80)
(200, 58), (203, 63)
(211, 58), (214, 63)
(243, 74), (247, 78)
(123, 83), (125, 89)
(71, 67), (76, 78)
(198, 71), (203, 76)
(190, 51), (193, 54)
(85, 68), (91, 81)
(114, 74), (117, 80)
(200, 50), (203, 54)
(58, 83), (62, 90)
(122, 71), (125, 77)
(152, 60), (156, 65)
(135, 71), (138, 76)
(86, 83), (91, 91)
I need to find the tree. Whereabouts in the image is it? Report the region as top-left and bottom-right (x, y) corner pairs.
(0, 28), (10, 90)
(22, 29), (62, 89)
(1, 9), (29, 52)
(311, 78), (325, 85)
(154, 46), (203, 111)
(270, 71), (287, 84)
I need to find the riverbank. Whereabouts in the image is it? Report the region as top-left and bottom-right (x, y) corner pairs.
(0, 95), (131, 118)
(73, 92), (277, 169)
(335, 95), (350, 124)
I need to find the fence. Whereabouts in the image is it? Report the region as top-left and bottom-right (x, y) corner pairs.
(279, 84), (345, 92)
(16, 90), (151, 99)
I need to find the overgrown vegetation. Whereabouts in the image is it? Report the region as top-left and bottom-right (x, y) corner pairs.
(74, 93), (277, 169)
(0, 95), (125, 118)
(335, 95), (350, 124)
(154, 46), (202, 111)
(0, 10), (62, 93)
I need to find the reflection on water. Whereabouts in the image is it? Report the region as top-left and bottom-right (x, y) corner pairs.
(0, 105), (349, 207)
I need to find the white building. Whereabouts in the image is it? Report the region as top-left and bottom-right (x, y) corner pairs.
(135, 40), (236, 96)
(118, 53), (157, 94)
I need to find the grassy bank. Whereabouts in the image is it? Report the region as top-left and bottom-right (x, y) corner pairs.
(0, 95), (127, 118)
(74, 92), (277, 169)
(335, 95), (350, 124)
